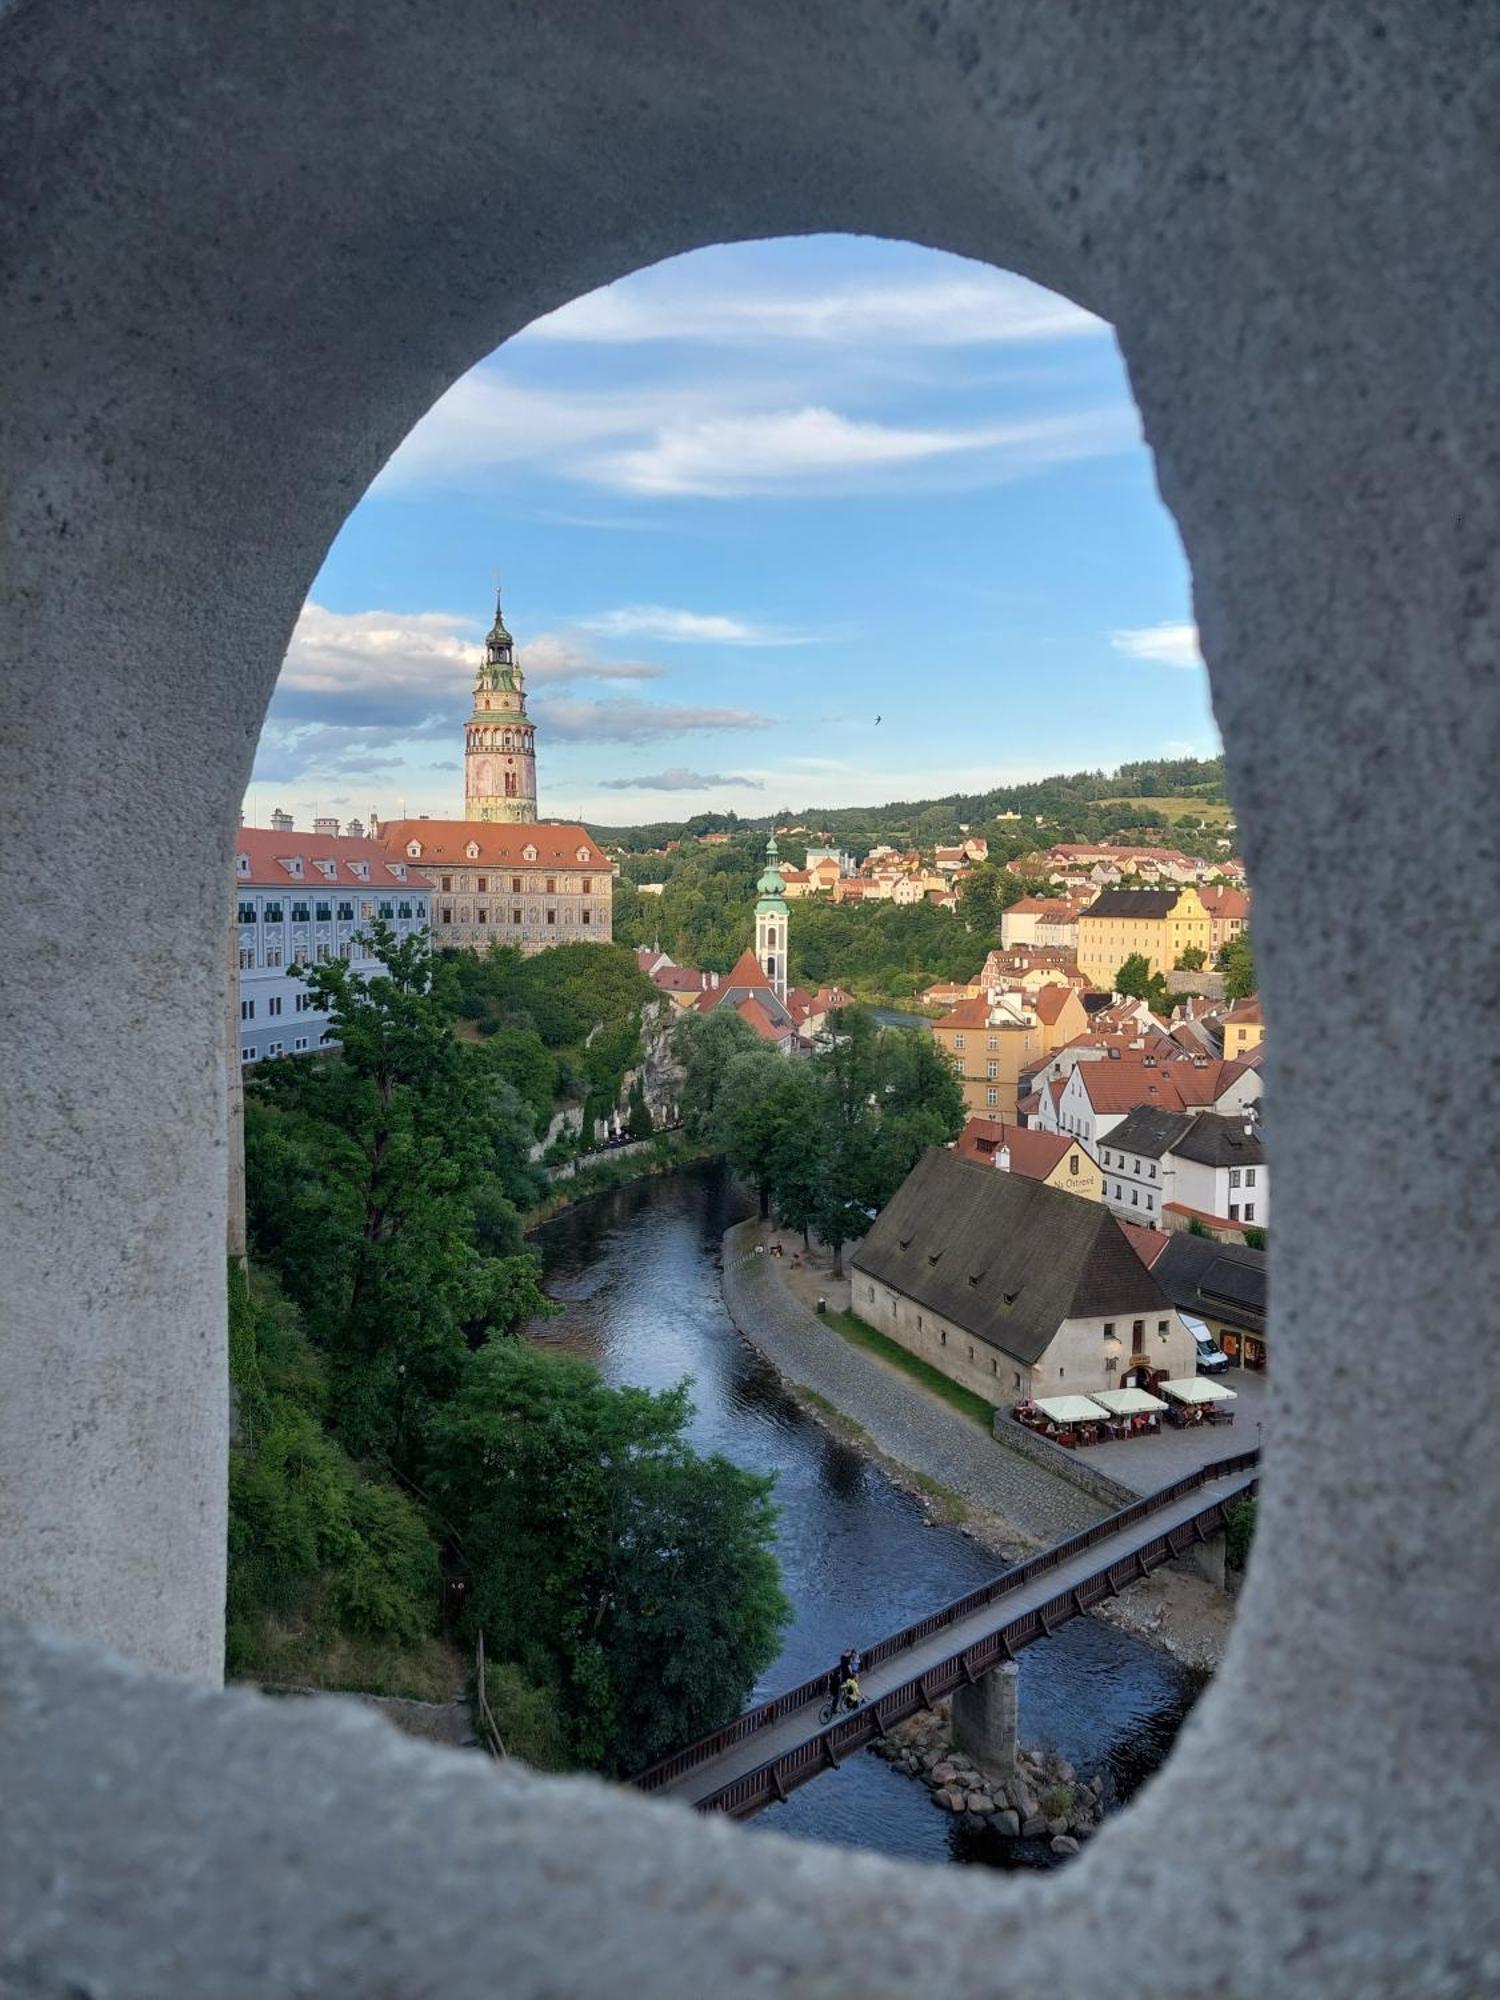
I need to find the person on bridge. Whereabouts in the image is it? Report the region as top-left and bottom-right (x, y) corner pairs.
(838, 1673), (863, 1712)
(838, 1647), (862, 1685)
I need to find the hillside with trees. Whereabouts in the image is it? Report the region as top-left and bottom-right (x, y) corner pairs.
(232, 926), (788, 1771)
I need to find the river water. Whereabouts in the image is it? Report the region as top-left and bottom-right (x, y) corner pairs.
(531, 1163), (1202, 1869)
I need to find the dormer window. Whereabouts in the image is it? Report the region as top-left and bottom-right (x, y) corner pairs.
(235, 853), (249, 875)
(576, 846), (591, 863)
(522, 844), (537, 863)
(391, 862), (406, 880)
(465, 841), (480, 860)
(406, 842), (422, 860)
(350, 861), (368, 879)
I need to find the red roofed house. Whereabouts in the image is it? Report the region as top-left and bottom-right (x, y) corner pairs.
(694, 948), (799, 1043)
(955, 1117), (1102, 1202)
(374, 818), (611, 957)
(999, 897), (1082, 950)
(1220, 996), (1265, 1057)
(1029, 981), (1089, 1052)
(1041, 1053), (1260, 1152)
(1198, 883), (1251, 954)
(235, 824), (433, 1064)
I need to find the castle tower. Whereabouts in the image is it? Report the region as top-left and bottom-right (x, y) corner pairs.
(464, 584), (538, 823)
(754, 834), (789, 1005)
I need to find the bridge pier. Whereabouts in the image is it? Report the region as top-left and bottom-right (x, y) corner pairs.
(1176, 1528), (1228, 1594)
(951, 1661), (1018, 1784)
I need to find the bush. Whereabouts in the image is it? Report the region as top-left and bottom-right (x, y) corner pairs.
(1224, 1496), (1257, 1573)
(481, 1660), (569, 1770)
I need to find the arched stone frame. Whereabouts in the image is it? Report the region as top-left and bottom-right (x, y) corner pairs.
(2, 4), (1496, 1994)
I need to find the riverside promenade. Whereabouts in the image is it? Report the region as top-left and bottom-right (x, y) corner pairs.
(720, 1220), (1104, 1549)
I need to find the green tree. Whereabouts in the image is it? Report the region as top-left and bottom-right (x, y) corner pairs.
(1219, 933), (1256, 1001)
(248, 924), (551, 1468)
(1175, 945), (1208, 971)
(1114, 951), (1171, 1013)
(676, 1008), (761, 1137)
(425, 1342), (788, 1775)
(626, 1077), (654, 1140)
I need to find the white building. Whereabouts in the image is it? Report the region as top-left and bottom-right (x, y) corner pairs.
(1099, 1105), (1268, 1232)
(235, 826), (431, 1063)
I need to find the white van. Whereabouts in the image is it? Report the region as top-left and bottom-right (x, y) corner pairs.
(1181, 1312), (1230, 1374)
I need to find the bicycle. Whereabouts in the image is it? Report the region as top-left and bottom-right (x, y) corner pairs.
(819, 1687), (863, 1725)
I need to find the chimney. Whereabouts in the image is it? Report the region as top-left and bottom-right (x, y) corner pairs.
(313, 815), (339, 838)
(996, 1144), (1012, 1174)
(345, 817), (365, 839)
(270, 807), (293, 833)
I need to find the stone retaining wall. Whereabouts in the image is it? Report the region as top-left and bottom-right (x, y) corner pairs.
(991, 1414), (1139, 1511)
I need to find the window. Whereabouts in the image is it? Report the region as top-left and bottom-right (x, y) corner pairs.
(1131, 1188), (1139, 1205)
(290, 902), (309, 922)
(967, 1344), (975, 1362)
(1230, 1167), (1242, 1189)
(441, 876), (453, 893)
(267, 996), (282, 1018)
(263, 903), (283, 923)
(547, 908), (556, 925)
(990, 1358), (998, 1375)
(1245, 1168), (1257, 1186)
(336, 901), (354, 922)
(985, 1088), (999, 1108)
(1149, 1163), (1157, 1179)
(378, 901), (394, 919)
(866, 1286), (874, 1302)
(1229, 1203), (1240, 1221)
(546, 876), (556, 894)
(240, 999), (254, 1021)
(315, 901), (332, 921)
(238, 948), (254, 970)
(512, 906), (522, 924)
(442, 907), (453, 924)
(477, 908), (487, 924)
(1132, 1320), (1144, 1341)
(1069, 1154), (1080, 1176)
(581, 878), (592, 894)
(265, 947), (282, 968)
(1245, 1203), (1255, 1222)
(985, 1061), (998, 1080)
(512, 876), (522, 893)
(267, 1041), (284, 1058)
(1104, 1322), (1115, 1338)
(237, 901), (256, 924)
(476, 877), (488, 892)
(939, 1330), (946, 1346)
(582, 909), (590, 926)
(953, 1034), (965, 1051)
(915, 1314), (922, 1331)
(987, 1035), (998, 1051)
(1157, 1319), (1168, 1334)
(397, 901), (412, 919)
(293, 1036), (308, 1052)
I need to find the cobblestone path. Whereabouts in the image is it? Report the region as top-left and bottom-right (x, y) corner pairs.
(720, 1221), (1105, 1549)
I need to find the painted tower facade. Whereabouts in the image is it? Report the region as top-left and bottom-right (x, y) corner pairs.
(464, 586), (538, 823)
(754, 834), (789, 1005)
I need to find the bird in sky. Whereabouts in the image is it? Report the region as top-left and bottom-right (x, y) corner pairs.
(874, 715), (882, 726)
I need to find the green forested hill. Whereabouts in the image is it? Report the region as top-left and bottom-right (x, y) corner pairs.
(595, 755), (1229, 859)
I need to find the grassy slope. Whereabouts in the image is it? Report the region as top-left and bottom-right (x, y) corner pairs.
(820, 1307), (998, 1431)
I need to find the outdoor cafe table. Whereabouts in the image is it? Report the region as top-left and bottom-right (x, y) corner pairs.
(1159, 1377), (1237, 1405)
(1032, 1395), (1111, 1426)
(1092, 1386), (1168, 1416)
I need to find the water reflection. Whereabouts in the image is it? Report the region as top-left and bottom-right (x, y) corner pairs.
(531, 1165), (1200, 1866)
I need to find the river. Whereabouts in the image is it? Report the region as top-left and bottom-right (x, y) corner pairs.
(531, 1162), (1202, 1869)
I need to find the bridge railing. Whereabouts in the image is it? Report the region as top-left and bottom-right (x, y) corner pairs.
(695, 1475), (1256, 1818)
(632, 1448), (1258, 1794)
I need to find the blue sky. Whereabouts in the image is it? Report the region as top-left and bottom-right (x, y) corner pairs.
(249, 236), (1216, 830)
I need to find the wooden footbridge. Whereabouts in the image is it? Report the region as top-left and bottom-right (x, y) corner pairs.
(634, 1452), (1258, 1819)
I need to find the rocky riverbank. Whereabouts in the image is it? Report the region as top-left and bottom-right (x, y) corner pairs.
(871, 1699), (1103, 1858)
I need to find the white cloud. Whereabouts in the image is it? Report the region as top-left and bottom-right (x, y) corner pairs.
(536, 697), (775, 744)
(586, 404), (1138, 499)
(599, 768), (765, 792)
(576, 605), (812, 647)
(273, 602), (665, 728)
(1110, 622), (1203, 669)
(523, 272), (1104, 349)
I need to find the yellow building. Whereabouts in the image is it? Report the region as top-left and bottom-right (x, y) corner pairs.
(1220, 996), (1264, 1056)
(956, 1117), (1103, 1201)
(933, 992), (1042, 1118)
(1076, 886), (1212, 987)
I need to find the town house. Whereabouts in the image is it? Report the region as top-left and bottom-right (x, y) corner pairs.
(1099, 1104), (1268, 1233)
(850, 1149), (1198, 1402)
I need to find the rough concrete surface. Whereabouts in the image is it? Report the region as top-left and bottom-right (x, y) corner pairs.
(3, 2), (1499, 1993)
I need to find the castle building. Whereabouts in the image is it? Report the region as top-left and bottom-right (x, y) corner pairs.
(373, 820), (611, 956)
(754, 834), (789, 1005)
(234, 826), (432, 1062)
(464, 587), (537, 823)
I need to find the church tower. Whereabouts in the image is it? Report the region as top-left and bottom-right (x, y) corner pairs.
(464, 584), (538, 823)
(754, 834), (789, 1005)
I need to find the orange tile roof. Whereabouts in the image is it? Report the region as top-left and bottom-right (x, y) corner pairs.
(375, 819), (607, 867)
(236, 828), (420, 891)
(1076, 1063), (1193, 1114)
(734, 995), (789, 1043)
(1031, 985), (1078, 1026)
(955, 1118), (1082, 1182)
(1120, 1222), (1171, 1267)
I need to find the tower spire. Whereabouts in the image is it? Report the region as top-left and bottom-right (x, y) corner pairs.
(465, 576), (537, 824)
